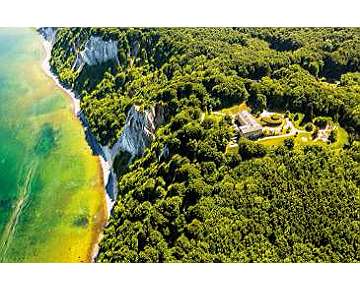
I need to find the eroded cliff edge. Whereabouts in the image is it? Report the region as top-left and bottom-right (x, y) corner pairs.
(38, 27), (165, 204)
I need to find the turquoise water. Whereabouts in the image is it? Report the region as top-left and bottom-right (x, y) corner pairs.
(0, 28), (106, 262)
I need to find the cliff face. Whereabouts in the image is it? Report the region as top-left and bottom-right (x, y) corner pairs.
(39, 27), (165, 202)
(73, 36), (120, 72)
(109, 104), (165, 159)
(38, 27), (57, 44)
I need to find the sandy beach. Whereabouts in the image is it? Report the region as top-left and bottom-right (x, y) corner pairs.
(39, 34), (115, 261)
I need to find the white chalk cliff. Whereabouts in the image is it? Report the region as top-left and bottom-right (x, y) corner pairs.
(109, 104), (165, 159)
(38, 27), (165, 202)
(99, 103), (164, 201)
(73, 36), (120, 72)
(38, 27), (57, 44)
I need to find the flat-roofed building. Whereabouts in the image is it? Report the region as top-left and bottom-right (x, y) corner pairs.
(235, 111), (263, 139)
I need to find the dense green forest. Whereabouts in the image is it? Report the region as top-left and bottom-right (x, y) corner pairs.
(49, 28), (360, 262)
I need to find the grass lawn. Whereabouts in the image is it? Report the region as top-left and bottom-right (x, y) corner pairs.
(204, 112), (224, 123)
(257, 132), (319, 148)
(331, 126), (348, 149)
(220, 102), (250, 115)
(257, 129), (348, 150)
(257, 136), (288, 147)
(295, 132), (318, 146)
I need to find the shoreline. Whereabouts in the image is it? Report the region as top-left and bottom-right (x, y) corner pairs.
(39, 34), (115, 262)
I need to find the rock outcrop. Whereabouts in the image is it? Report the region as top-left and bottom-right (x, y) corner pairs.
(73, 36), (120, 72)
(109, 104), (165, 159)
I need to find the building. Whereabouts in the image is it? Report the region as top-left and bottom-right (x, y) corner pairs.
(234, 111), (263, 139)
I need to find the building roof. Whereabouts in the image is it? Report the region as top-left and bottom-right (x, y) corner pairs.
(239, 124), (262, 134)
(236, 111), (262, 135)
(237, 111), (260, 127)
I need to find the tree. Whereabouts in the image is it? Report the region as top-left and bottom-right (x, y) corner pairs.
(312, 127), (319, 140)
(329, 129), (337, 143)
(238, 138), (267, 160)
(49, 27), (360, 263)
(305, 123), (314, 132)
(284, 137), (295, 149)
(256, 93), (267, 112)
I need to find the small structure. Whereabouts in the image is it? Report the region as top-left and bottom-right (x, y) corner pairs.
(234, 111), (263, 139)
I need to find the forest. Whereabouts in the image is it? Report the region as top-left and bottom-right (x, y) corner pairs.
(49, 28), (360, 262)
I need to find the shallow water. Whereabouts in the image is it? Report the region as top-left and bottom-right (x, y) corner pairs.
(0, 28), (106, 262)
